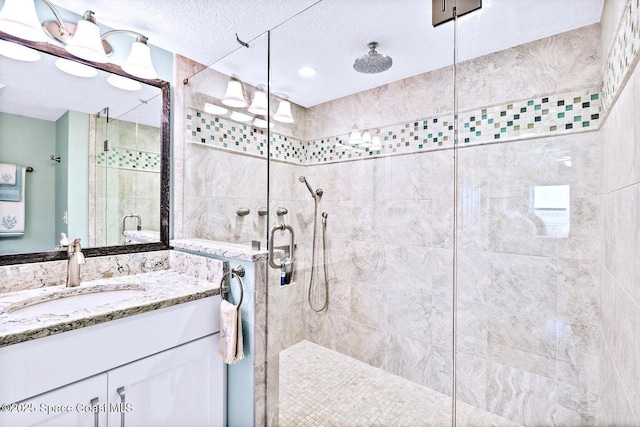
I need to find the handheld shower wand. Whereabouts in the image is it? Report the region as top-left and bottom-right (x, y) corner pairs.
(299, 176), (323, 199)
(299, 177), (329, 312)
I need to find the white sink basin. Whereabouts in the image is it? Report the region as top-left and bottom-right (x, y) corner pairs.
(6, 285), (148, 317)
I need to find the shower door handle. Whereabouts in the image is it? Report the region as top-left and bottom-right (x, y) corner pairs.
(268, 223), (295, 269)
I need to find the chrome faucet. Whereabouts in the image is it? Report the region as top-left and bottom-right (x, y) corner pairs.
(66, 238), (85, 287)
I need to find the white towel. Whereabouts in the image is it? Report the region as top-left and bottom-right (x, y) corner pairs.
(0, 167), (25, 237)
(218, 299), (244, 364)
(0, 164), (16, 186)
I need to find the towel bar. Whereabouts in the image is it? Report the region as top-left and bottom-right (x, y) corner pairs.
(219, 265), (245, 309)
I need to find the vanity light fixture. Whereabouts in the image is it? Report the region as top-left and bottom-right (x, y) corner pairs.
(273, 98), (294, 123)
(248, 86), (268, 115)
(0, 0), (48, 42)
(55, 57), (98, 77)
(222, 78), (248, 108)
(204, 102), (228, 115)
(0, 0), (160, 79)
(63, 10), (108, 63)
(120, 36), (158, 80)
(0, 39), (41, 61)
(107, 74), (142, 91)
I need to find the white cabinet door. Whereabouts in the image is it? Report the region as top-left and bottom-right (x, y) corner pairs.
(107, 334), (224, 427)
(0, 374), (107, 427)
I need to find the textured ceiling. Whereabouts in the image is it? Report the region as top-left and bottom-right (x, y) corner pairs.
(6, 0), (605, 109)
(50, 0), (604, 107)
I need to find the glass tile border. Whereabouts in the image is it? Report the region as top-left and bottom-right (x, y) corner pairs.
(96, 147), (161, 172)
(186, 87), (600, 166)
(601, 0), (640, 113)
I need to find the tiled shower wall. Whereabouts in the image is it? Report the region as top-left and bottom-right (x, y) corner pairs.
(300, 23), (602, 426)
(598, 0), (640, 425)
(176, 9), (640, 425)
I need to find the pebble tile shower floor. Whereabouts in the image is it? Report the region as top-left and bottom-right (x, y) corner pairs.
(279, 341), (521, 427)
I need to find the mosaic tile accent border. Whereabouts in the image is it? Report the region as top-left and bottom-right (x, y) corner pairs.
(601, 0), (640, 113)
(96, 147), (161, 172)
(306, 88), (600, 164)
(185, 109), (305, 163)
(186, 88), (600, 166)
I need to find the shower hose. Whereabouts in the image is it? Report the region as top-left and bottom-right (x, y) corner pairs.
(308, 199), (329, 312)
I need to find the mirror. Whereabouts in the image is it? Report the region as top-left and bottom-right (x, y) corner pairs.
(0, 33), (170, 265)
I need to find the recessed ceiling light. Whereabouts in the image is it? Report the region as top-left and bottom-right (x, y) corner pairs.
(55, 58), (98, 78)
(0, 40), (40, 61)
(107, 74), (142, 91)
(298, 66), (316, 77)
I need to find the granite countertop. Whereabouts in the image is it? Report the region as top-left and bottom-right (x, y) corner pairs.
(171, 238), (270, 261)
(0, 271), (222, 348)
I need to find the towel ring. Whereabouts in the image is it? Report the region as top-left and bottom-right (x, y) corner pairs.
(219, 265), (245, 309)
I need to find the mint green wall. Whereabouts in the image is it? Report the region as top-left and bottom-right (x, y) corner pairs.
(55, 111), (89, 245)
(0, 112), (56, 254)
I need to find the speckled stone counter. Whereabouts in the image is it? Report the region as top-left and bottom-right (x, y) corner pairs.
(171, 238), (269, 262)
(0, 250), (226, 348)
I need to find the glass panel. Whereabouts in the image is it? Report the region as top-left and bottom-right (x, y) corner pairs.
(268, 3), (455, 425)
(180, 36), (269, 426)
(180, 34), (269, 249)
(454, 3), (606, 426)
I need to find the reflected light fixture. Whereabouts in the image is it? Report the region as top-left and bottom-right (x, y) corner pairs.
(348, 129), (362, 146)
(55, 57), (98, 77)
(204, 102), (228, 116)
(298, 66), (316, 77)
(248, 86), (268, 115)
(0, 40), (41, 61)
(0, 0), (48, 42)
(63, 11), (108, 63)
(252, 117), (273, 129)
(222, 78), (248, 108)
(371, 134), (383, 150)
(273, 98), (294, 123)
(360, 131), (372, 147)
(107, 74), (142, 91)
(230, 111), (252, 123)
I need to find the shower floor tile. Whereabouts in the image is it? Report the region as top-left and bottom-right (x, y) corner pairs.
(279, 340), (522, 427)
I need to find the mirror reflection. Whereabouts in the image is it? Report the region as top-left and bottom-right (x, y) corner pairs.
(0, 40), (162, 255)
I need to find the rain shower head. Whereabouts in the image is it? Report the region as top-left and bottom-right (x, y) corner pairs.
(353, 42), (393, 74)
(299, 176), (323, 199)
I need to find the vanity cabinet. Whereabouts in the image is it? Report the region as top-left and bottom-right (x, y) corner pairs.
(107, 334), (222, 427)
(0, 374), (108, 427)
(0, 296), (225, 427)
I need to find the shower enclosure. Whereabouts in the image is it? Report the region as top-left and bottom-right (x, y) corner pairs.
(180, 0), (638, 425)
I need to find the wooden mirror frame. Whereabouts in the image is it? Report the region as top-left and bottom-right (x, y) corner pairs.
(0, 30), (170, 266)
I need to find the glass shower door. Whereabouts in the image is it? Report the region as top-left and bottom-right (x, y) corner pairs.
(267, 2), (456, 425)
(453, 5), (603, 426)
